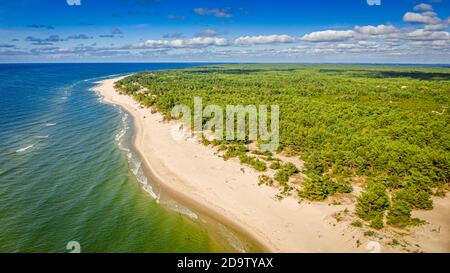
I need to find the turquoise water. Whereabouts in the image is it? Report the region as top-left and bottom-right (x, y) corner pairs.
(0, 63), (254, 253)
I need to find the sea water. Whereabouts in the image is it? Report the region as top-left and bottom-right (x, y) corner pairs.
(0, 63), (257, 253)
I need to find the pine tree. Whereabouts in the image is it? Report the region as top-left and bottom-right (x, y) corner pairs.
(387, 199), (412, 227)
(356, 181), (389, 221)
(298, 175), (327, 201)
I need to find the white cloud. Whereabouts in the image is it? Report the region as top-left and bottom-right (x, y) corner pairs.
(66, 0), (81, 6)
(10, 1), (450, 62)
(411, 40), (449, 48)
(302, 30), (355, 42)
(308, 40), (382, 54)
(358, 41), (380, 47)
(234, 35), (296, 46)
(366, 0), (381, 6)
(429, 40), (449, 47)
(414, 3), (433, 11)
(406, 29), (450, 41)
(422, 11), (438, 17)
(142, 37), (229, 48)
(285, 45), (310, 54)
(354, 24), (398, 35)
(403, 12), (441, 24)
(196, 29), (220, 37)
(193, 8), (232, 18)
(424, 23), (448, 31)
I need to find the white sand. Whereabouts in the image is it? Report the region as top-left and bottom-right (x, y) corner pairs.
(93, 76), (450, 253)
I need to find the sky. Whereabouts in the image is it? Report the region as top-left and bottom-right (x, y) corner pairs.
(0, 0), (449, 63)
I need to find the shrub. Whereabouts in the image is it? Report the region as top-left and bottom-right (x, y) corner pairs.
(299, 174), (353, 201)
(370, 213), (384, 229)
(274, 169), (290, 184)
(239, 155), (255, 165)
(304, 152), (324, 175)
(258, 175), (274, 186)
(224, 145), (248, 160)
(201, 138), (211, 146)
(254, 160), (267, 172)
(387, 199), (411, 227)
(217, 144), (227, 151)
(327, 177), (353, 194)
(283, 162), (299, 176)
(388, 239), (400, 246)
(395, 184), (433, 210)
(298, 174), (329, 201)
(351, 220), (363, 228)
(270, 161), (281, 170)
(434, 185), (447, 197)
(239, 155), (267, 172)
(252, 150), (273, 157)
(356, 181), (389, 221)
(274, 163), (300, 184)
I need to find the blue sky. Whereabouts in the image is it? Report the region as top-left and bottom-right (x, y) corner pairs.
(0, 0), (449, 63)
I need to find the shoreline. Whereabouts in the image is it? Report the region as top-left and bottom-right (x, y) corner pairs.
(127, 110), (268, 252)
(93, 76), (450, 253)
(95, 76), (274, 252)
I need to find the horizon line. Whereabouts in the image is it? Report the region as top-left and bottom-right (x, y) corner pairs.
(0, 61), (449, 67)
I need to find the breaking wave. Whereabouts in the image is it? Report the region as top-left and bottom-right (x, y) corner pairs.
(16, 144), (34, 153)
(163, 200), (199, 220)
(218, 224), (247, 253)
(114, 108), (160, 203)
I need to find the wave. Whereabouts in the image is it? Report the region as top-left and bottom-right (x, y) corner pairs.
(164, 201), (199, 220)
(134, 159), (160, 202)
(82, 73), (132, 84)
(142, 184), (159, 202)
(115, 111), (131, 153)
(16, 144), (34, 153)
(45, 123), (56, 127)
(115, 127), (127, 144)
(114, 109), (160, 203)
(218, 224), (247, 253)
(35, 135), (49, 139)
(130, 153), (160, 202)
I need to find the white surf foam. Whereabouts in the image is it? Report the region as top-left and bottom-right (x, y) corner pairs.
(16, 144), (34, 153)
(142, 184), (160, 202)
(163, 200), (199, 220)
(115, 110), (161, 203)
(45, 123), (56, 127)
(115, 113), (131, 153)
(218, 224), (247, 253)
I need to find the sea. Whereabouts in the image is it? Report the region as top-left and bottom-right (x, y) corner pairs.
(0, 63), (257, 253)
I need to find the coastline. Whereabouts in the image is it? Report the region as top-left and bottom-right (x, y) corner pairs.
(93, 76), (450, 253)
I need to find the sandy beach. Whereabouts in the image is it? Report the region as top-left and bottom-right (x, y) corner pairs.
(93, 76), (450, 253)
